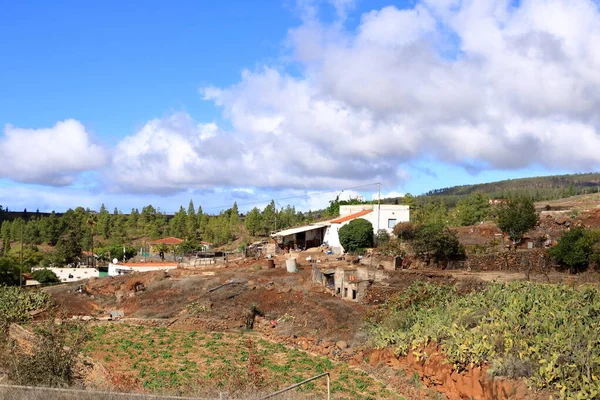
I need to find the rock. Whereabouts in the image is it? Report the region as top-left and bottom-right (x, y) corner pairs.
(301, 342), (309, 350)
(336, 341), (348, 350)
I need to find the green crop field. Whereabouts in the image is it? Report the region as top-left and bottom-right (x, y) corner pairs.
(84, 324), (404, 399)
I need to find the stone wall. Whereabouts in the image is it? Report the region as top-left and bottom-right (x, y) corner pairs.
(463, 249), (553, 273)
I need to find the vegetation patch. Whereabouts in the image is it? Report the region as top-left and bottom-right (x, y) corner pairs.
(85, 324), (403, 399)
(370, 281), (600, 398)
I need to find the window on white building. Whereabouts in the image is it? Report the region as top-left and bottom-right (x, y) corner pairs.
(388, 219), (397, 228)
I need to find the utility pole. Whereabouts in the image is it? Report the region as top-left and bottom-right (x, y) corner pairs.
(376, 183), (381, 242)
(20, 222), (23, 287)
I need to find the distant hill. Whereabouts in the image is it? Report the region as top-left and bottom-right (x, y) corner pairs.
(413, 173), (600, 207)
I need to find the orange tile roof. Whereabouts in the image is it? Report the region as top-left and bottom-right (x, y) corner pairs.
(330, 209), (372, 224)
(149, 237), (184, 245)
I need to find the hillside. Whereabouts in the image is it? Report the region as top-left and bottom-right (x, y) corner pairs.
(410, 172), (600, 207)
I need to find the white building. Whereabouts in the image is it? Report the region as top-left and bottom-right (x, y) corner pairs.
(31, 267), (101, 283)
(271, 204), (410, 254)
(108, 262), (179, 276)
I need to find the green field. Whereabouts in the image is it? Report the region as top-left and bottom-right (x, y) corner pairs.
(85, 324), (404, 399)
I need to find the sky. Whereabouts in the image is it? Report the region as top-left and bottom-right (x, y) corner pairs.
(1, 0), (599, 214)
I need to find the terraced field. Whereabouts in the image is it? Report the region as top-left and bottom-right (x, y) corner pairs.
(84, 324), (404, 399)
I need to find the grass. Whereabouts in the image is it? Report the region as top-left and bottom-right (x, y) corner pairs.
(84, 324), (404, 399)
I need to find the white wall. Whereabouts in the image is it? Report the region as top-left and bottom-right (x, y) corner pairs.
(323, 225), (342, 254)
(108, 263), (178, 276)
(32, 267), (100, 283)
(339, 204), (409, 234)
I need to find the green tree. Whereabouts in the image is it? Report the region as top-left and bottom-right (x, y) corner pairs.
(496, 197), (538, 246)
(32, 268), (60, 284)
(411, 224), (464, 264)
(245, 207), (263, 236)
(338, 219), (374, 253)
(56, 230), (83, 266)
(261, 201), (277, 235)
(229, 202), (240, 233)
(187, 200), (198, 239)
(169, 206), (187, 238)
(454, 193), (491, 226)
(549, 228), (600, 273)
(0, 257), (20, 286)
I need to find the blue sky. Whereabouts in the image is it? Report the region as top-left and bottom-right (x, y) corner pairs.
(1, 0), (599, 214)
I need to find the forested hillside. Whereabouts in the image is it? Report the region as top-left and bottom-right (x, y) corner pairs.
(404, 172), (600, 207)
(0, 200), (316, 273)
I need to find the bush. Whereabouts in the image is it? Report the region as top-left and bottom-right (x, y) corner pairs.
(496, 197), (538, 246)
(411, 224), (465, 264)
(7, 319), (88, 387)
(392, 222), (415, 240)
(375, 229), (390, 245)
(371, 281), (600, 398)
(549, 228), (600, 273)
(0, 286), (53, 330)
(0, 257), (20, 286)
(32, 268), (60, 284)
(338, 219), (374, 253)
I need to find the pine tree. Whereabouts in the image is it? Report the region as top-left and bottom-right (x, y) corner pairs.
(187, 200), (198, 239)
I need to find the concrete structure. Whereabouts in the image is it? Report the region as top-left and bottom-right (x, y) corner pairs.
(32, 267), (100, 283)
(270, 222), (331, 250)
(312, 265), (387, 302)
(108, 262), (179, 276)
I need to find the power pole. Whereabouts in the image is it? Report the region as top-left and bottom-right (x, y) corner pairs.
(376, 183), (381, 240)
(20, 222), (23, 287)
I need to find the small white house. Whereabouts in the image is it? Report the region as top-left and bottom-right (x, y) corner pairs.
(31, 267), (100, 283)
(108, 262), (179, 276)
(324, 204), (410, 254)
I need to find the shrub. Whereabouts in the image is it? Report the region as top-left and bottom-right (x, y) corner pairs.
(392, 222), (415, 240)
(339, 219), (374, 253)
(375, 229), (390, 245)
(411, 224), (464, 264)
(371, 281), (600, 398)
(496, 197), (538, 246)
(32, 268), (60, 284)
(7, 319), (88, 387)
(0, 286), (53, 330)
(549, 228), (600, 273)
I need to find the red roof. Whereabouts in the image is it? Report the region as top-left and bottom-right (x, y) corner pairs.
(330, 209), (373, 224)
(149, 237), (184, 245)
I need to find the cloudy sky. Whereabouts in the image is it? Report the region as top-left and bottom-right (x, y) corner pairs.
(1, 0), (599, 214)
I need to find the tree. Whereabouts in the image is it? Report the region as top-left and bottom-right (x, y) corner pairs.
(56, 230), (82, 266)
(411, 224), (464, 265)
(32, 268), (60, 284)
(245, 207), (262, 236)
(454, 193), (491, 226)
(96, 244), (137, 263)
(549, 228), (600, 273)
(338, 219), (374, 253)
(393, 222), (416, 240)
(0, 257), (20, 286)
(261, 201), (277, 235)
(187, 200), (198, 239)
(496, 197), (538, 246)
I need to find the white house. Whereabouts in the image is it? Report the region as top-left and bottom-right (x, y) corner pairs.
(270, 204), (410, 254)
(323, 204), (410, 254)
(31, 267), (101, 283)
(108, 262), (179, 276)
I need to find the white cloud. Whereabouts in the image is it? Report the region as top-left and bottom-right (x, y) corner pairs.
(111, 0), (600, 195)
(0, 119), (107, 186)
